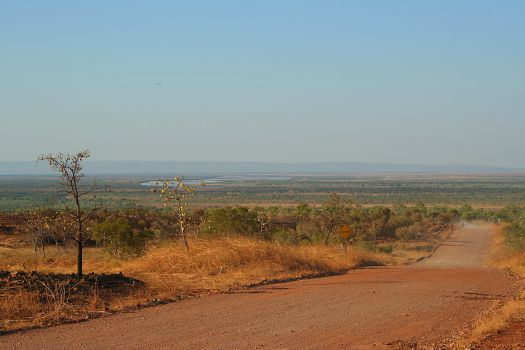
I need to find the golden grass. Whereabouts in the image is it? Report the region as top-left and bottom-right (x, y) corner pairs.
(0, 238), (378, 278)
(1, 236), (387, 332)
(459, 225), (525, 346)
(0, 246), (123, 274)
(467, 294), (525, 343)
(126, 237), (382, 297)
(0, 231), (444, 333)
(0, 277), (102, 331)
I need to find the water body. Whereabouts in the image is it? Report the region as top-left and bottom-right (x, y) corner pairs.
(140, 175), (291, 187)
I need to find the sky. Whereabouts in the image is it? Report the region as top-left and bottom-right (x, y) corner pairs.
(1, 1), (524, 167)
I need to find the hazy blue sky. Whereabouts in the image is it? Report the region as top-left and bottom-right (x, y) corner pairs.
(2, 1), (524, 166)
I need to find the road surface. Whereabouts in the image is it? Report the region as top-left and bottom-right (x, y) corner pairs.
(1, 223), (516, 349)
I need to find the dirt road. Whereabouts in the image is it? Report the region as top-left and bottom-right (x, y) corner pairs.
(1, 224), (516, 349)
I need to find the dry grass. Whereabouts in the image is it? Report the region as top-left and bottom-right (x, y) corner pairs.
(467, 295), (525, 343)
(459, 225), (525, 346)
(126, 237), (382, 298)
(0, 236), (388, 332)
(0, 246), (123, 274)
(0, 278), (95, 331)
(0, 229), (444, 333)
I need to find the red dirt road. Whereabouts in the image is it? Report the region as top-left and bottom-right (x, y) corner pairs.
(1, 224), (516, 349)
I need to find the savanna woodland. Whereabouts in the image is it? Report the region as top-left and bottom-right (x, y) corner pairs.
(1, 151), (525, 336)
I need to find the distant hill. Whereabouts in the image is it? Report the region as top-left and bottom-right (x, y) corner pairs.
(0, 161), (519, 176)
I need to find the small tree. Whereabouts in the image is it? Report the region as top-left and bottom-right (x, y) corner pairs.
(318, 193), (349, 245)
(254, 206), (278, 239)
(38, 150), (95, 277)
(19, 209), (57, 257)
(153, 177), (200, 251)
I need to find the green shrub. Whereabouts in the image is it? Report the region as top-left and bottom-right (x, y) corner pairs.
(377, 244), (394, 254)
(92, 217), (154, 258)
(505, 224), (525, 251)
(200, 207), (262, 238)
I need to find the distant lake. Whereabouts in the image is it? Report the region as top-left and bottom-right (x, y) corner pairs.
(140, 175), (291, 187)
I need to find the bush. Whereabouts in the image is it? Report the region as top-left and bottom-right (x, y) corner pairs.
(377, 244), (394, 254)
(92, 218), (154, 258)
(200, 207), (261, 238)
(395, 222), (427, 241)
(505, 224), (525, 251)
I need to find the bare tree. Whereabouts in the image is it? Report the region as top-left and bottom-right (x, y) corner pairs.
(38, 150), (95, 277)
(153, 177), (201, 251)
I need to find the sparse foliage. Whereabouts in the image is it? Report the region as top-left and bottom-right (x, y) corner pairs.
(152, 177), (202, 251)
(17, 209), (59, 256)
(38, 150), (96, 277)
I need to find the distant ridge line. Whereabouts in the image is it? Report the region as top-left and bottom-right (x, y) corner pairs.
(0, 161), (521, 176)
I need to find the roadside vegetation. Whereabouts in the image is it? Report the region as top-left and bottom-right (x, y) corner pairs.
(1, 192), (456, 332)
(460, 206), (525, 348)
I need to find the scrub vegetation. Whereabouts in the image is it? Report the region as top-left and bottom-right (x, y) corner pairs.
(1, 154), (523, 336)
(2, 174), (525, 212)
(1, 191), (457, 332)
